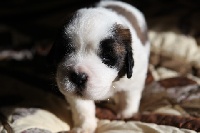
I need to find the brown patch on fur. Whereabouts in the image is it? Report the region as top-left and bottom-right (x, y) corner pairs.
(114, 42), (126, 80)
(106, 5), (148, 45)
(112, 24), (134, 79)
(113, 25), (129, 56)
(114, 43), (126, 55)
(114, 24), (132, 45)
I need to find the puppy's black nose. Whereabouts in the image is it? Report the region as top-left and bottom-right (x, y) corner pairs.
(70, 72), (88, 86)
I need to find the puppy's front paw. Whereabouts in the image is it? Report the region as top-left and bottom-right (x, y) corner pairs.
(69, 120), (97, 133)
(117, 108), (138, 119)
(68, 128), (90, 133)
(115, 90), (142, 119)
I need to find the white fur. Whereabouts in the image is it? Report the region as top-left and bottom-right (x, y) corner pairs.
(98, 0), (147, 32)
(57, 53), (118, 100)
(56, 1), (150, 133)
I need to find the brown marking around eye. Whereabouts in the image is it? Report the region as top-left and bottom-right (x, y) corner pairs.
(113, 24), (132, 46)
(114, 43), (126, 55)
(114, 42), (127, 80)
(111, 24), (134, 79)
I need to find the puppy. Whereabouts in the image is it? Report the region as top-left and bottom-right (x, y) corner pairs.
(48, 1), (150, 133)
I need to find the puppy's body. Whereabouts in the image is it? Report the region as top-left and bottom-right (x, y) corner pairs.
(49, 1), (150, 132)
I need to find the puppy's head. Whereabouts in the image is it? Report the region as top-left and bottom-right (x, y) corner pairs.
(48, 8), (134, 100)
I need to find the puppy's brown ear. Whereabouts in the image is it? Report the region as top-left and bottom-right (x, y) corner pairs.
(126, 43), (134, 78)
(115, 24), (134, 79)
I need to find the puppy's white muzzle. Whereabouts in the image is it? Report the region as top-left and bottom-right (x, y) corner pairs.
(56, 54), (118, 100)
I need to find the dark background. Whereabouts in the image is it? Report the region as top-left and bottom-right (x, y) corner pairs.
(1, 0), (199, 47)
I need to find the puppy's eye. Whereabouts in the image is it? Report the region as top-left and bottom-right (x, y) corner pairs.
(102, 55), (112, 63)
(99, 38), (117, 68)
(101, 53), (116, 68)
(103, 57), (110, 62)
